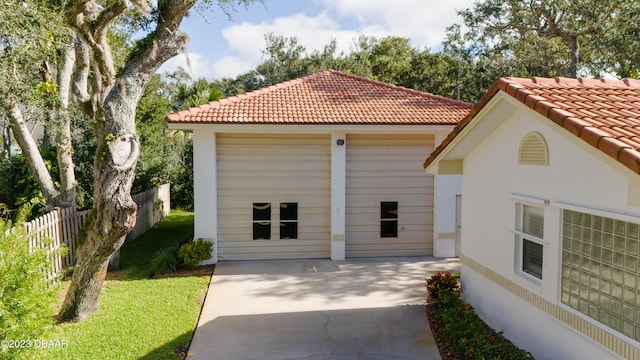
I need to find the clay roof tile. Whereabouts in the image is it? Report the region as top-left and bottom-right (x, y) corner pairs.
(424, 76), (640, 174)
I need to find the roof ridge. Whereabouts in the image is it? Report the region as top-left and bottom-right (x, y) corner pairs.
(513, 76), (640, 88)
(327, 69), (473, 108)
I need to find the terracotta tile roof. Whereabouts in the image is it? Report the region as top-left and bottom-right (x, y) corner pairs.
(165, 70), (472, 125)
(424, 77), (640, 174)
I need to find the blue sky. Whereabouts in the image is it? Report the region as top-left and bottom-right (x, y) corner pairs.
(159, 0), (476, 80)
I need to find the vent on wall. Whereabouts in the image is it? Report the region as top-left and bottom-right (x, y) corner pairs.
(518, 132), (549, 166)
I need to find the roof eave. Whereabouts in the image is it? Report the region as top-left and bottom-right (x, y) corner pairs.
(424, 79), (518, 174)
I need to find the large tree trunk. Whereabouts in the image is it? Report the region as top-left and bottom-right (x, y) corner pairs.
(57, 0), (196, 322)
(57, 92), (140, 321)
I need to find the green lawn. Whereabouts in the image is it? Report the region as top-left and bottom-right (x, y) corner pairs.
(26, 210), (211, 360)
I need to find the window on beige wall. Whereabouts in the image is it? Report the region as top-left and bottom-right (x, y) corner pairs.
(280, 203), (298, 239)
(253, 203), (271, 240)
(381, 202), (398, 238)
(561, 209), (640, 341)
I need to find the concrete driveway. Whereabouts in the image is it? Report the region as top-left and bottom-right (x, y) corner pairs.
(188, 257), (460, 360)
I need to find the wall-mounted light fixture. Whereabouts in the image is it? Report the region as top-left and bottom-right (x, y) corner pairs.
(336, 139), (345, 146)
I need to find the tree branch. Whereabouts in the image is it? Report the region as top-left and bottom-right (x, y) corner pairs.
(7, 103), (67, 209)
(93, 2), (127, 40)
(71, 33), (94, 116)
(114, 0), (196, 103)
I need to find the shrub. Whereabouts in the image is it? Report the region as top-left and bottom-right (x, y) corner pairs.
(0, 220), (60, 359)
(149, 248), (177, 277)
(436, 290), (534, 359)
(177, 238), (212, 268)
(426, 271), (459, 299)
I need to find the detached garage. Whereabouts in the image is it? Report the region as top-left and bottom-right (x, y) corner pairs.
(166, 70), (471, 262)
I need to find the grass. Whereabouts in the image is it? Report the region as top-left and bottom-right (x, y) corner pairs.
(25, 210), (211, 360)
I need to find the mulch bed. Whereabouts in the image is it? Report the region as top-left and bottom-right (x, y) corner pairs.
(426, 277), (464, 360)
(426, 299), (464, 360)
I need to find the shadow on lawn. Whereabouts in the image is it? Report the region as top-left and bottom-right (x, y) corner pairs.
(115, 210), (194, 280)
(137, 330), (194, 360)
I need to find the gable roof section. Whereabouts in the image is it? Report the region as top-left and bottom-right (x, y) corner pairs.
(165, 70), (472, 126)
(424, 76), (640, 174)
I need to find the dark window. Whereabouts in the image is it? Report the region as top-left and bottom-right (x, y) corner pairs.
(280, 203), (298, 239)
(253, 203), (271, 240)
(381, 202), (398, 238)
(522, 239), (543, 279)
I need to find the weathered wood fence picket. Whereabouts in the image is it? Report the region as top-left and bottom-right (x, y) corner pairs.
(22, 184), (170, 280)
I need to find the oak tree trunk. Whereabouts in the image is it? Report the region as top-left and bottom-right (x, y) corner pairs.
(57, 0), (197, 322)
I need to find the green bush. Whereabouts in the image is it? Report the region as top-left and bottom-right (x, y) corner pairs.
(177, 238), (212, 268)
(149, 248), (177, 277)
(426, 271), (459, 299)
(0, 220), (61, 360)
(436, 290), (534, 359)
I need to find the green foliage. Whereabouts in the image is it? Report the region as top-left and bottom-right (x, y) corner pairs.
(69, 110), (96, 211)
(0, 219), (60, 360)
(119, 210), (194, 279)
(134, 74), (197, 210)
(436, 290), (534, 359)
(456, 0), (640, 80)
(149, 248), (178, 277)
(0, 153), (52, 222)
(0, 0), (67, 108)
(178, 238), (212, 268)
(426, 271), (459, 299)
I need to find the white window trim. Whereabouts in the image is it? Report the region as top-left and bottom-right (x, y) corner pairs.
(514, 201), (546, 287)
(514, 231), (545, 285)
(552, 200), (640, 224)
(558, 207), (640, 345)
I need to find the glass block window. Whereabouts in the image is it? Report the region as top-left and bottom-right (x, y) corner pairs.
(253, 203), (271, 240)
(279, 203), (298, 239)
(561, 209), (640, 341)
(381, 202), (398, 238)
(515, 203), (544, 279)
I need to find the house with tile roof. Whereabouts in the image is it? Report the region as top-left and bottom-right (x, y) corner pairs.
(166, 70), (471, 261)
(424, 76), (640, 359)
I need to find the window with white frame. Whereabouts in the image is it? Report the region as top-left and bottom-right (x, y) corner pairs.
(561, 209), (640, 341)
(515, 203), (544, 280)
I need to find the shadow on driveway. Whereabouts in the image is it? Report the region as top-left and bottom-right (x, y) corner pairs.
(189, 257), (459, 360)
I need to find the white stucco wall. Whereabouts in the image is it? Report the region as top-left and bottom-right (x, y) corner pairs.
(433, 174), (461, 257)
(192, 128), (218, 264)
(460, 102), (640, 359)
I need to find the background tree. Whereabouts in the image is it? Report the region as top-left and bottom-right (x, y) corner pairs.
(133, 72), (224, 210)
(457, 0), (640, 78)
(0, 0), (75, 210)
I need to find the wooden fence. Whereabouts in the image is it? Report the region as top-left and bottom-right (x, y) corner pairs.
(22, 184), (170, 280)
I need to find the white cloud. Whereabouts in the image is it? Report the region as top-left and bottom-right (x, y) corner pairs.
(316, 0), (475, 49)
(158, 49), (259, 80)
(160, 0), (476, 80)
(219, 12), (360, 70)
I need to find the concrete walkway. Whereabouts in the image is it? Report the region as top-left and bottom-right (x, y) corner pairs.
(188, 257), (460, 360)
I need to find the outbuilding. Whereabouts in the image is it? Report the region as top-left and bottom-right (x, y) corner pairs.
(167, 70), (471, 261)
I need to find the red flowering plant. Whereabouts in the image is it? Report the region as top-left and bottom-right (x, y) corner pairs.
(426, 271), (459, 299)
